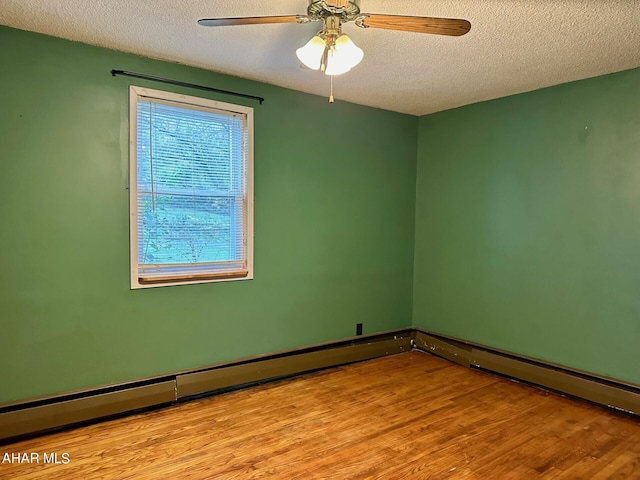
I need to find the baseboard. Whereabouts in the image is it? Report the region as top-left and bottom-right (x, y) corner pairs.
(413, 330), (640, 416)
(177, 337), (411, 399)
(0, 381), (176, 443)
(0, 329), (413, 443)
(3, 327), (636, 443)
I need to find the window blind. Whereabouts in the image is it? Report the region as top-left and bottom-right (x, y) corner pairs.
(135, 98), (248, 283)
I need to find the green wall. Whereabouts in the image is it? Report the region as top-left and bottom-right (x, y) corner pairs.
(414, 68), (640, 384)
(0, 26), (417, 403)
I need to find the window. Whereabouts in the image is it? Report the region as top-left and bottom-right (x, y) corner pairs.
(129, 86), (253, 289)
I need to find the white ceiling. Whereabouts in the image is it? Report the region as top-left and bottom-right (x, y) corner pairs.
(1, 1), (639, 115)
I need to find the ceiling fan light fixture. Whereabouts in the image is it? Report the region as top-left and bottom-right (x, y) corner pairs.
(296, 34), (326, 70)
(298, 32), (364, 76)
(324, 33), (363, 76)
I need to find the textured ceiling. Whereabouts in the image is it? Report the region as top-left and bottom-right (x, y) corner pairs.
(1, 0), (639, 115)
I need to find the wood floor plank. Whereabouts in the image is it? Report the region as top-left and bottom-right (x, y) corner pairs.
(1, 351), (639, 479)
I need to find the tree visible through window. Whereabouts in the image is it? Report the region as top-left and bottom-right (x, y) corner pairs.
(129, 87), (253, 288)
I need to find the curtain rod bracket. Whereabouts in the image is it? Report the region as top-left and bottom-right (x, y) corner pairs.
(110, 69), (264, 104)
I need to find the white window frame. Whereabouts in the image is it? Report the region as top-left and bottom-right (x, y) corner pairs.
(129, 86), (254, 289)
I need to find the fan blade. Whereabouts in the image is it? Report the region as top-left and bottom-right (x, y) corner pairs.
(198, 16), (302, 27)
(360, 15), (471, 36)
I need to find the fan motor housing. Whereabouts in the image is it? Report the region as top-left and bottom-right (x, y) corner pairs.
(307, 0), (361, 21)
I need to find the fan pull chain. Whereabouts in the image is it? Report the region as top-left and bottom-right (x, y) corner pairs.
(329, 75), (334, 103)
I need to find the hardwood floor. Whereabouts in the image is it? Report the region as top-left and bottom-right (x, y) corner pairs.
(1, 351), (639, 479)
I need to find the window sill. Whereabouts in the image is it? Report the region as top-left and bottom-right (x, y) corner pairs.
(138, 270), (249, 285)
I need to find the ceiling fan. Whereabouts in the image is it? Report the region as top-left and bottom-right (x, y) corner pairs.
(199, 0), (470, 100)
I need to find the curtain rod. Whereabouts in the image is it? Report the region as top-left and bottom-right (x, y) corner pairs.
(111, 69), (264, 104)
